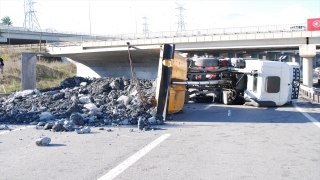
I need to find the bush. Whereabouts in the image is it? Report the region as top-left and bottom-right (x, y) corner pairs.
(0, 48), (76, 92)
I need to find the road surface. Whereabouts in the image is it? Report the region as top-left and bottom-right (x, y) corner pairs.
(1, 100), (319, 180)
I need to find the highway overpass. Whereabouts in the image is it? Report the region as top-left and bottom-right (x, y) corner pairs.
(44, 24), (320, 80)
(0, 25), (112, 45)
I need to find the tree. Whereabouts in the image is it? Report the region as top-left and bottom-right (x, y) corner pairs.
(1, 16), (13, 44)
(1, 16), (13, 26)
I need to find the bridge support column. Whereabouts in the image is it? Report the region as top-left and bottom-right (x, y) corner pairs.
(268, 54), (276, 61)
(212, 53), (220, 57)
(21, 53), (37, 90)
(295, 54), (301, 64)
(299, 44), (316, 87)
(228, 53), (236, 58)
(251, 54), (258, 58)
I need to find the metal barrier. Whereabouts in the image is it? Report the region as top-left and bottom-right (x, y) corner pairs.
(0, 44), (47, 49)
(299, 84), (320, 104)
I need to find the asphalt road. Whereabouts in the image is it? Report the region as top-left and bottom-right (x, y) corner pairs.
(1, 100), (320, 180)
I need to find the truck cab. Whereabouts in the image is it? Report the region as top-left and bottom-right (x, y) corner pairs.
(238, 59), (300, 106)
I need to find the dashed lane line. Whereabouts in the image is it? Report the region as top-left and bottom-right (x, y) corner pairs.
(97, 133), (171, 180)
(293, 103), (320, 129)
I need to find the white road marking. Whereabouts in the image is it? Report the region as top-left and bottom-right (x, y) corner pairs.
(293, 104), (320, 129)
(204, 104), (215, 110)
(0, 126), (34, 135)
(98, 133), (171, 180)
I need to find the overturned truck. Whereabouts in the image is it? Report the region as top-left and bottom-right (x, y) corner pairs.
(153, 44), (301, 119)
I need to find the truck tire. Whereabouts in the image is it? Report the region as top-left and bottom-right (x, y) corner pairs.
(194, 58), (219, 67)
(191, 96), (213, 103)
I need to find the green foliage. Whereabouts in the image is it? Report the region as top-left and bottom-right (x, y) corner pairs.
(0, 48), (76, 92)
(1, 16), (13, 26)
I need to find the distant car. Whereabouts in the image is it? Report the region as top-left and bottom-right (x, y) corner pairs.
(315, 67), (320, 75)
(290, 26), (306, 31)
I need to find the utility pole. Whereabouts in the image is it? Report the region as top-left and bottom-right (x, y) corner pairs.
(88, 0), (91, 34)
(135, 8), (137, 33)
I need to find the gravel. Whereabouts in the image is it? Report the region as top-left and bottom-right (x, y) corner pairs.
(0, 76), (161, 130)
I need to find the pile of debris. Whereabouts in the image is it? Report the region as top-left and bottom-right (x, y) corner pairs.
(0, 76), (162, 131)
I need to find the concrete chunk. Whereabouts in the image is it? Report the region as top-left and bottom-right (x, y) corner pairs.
(35, 137), (51, 146)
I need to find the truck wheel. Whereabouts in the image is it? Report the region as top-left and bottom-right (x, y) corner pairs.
(195, 58), (219, 67)
(192, 96), (213, 103)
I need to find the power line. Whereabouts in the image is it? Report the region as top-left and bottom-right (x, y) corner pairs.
(175, 2), (186, 32)
(23, 0), (41, 31)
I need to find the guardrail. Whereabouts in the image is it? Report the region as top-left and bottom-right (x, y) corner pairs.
(1, 23), (307, 44)
(299, 84), (320, 104)
(0, 44), (47, 49)
(0, 25), (92, 36)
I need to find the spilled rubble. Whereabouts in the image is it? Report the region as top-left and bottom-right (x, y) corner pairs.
(0, 76), (162, 132)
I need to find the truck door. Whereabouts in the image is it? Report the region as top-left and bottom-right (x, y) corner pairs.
(279, 63), (291, 104)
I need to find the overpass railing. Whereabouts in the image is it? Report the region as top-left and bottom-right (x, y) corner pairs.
(113, 23), (307, 41)
(60, 23), (308, 44)
(1, 23), (307, 46)
(0, 43), (47, 49)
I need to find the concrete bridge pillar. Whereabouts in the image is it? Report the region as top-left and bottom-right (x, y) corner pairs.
(268, 54), (276, 61)
(299, 44), (316, 87)
(251, 54), (258, 58)
(228, 53), (236, 58)
(236, 53), (244, 58)
(21, 53), (37, 90)
(295, 54), (301, 64)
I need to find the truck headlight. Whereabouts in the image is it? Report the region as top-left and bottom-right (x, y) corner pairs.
(293, 80), (300, 87)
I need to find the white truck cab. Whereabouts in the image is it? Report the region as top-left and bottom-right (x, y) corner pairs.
(236, 59), (300, 106)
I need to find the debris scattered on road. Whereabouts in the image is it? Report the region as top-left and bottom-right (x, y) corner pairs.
(35, 137), (51, 146)
(75, 126), (91, 134)
(0, 124), (10, 130)
(0, 77), (165, 132)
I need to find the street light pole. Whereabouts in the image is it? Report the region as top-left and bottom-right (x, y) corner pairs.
(135, 8), (137, 33)
(88, 0), (91, 34)
(8, 26), (10, 45)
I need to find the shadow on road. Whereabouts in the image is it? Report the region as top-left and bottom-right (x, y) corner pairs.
(47, 143), (66, 147)
(170, 101), (320, 124)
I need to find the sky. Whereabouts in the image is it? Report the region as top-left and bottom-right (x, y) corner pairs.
(0, 0), (319, 36)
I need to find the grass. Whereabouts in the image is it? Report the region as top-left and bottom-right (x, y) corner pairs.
(0, 48), (76, 93)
